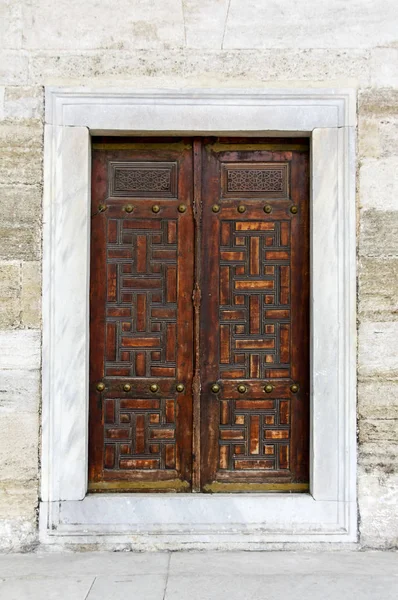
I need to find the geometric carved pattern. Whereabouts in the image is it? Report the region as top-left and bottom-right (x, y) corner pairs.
(109, 161), (177, 198)
(104, 397), (176, 471)
(219, 220), (291, 380)
(105, 218), (178, 379)
(221, 163), (289, 199)
(219, 397), (290, 471)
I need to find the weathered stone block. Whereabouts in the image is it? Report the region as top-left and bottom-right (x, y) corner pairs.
(0, 119), (43, 185)
(4, 86), (44, 120)
(183, 0), (229, 49)
(0, 298), (20, 329)
(0, 225), (40, 261)
(359, 158), (398, 211)
(23, 0), (184, 51)
(0, 184), (41, 227)
(359, 467), (398, 548)
(0, 0), (22, 49)
(0, 412), (38, 482)
(358, 322), (398, 377)
(359, 89), (398, 117)
(0, 263), (20, 299)
(21, 262), (41, 328)
(0, 369), (40, 414)
(358, 257), (398, 319)
(358, 116), (380, 159)
(358, 380), (398, 420)
(0, 519), (37, 552)
(359, 419), (398, 445)
(371, 48), (398, 88)
(29, 48), (371, 86)
(0, 330), (40, 369)
(0, 51), (28, 85)
(359, 211), (398, 257)
(224, 1), (398, 49)
(0, 481), (37, 520)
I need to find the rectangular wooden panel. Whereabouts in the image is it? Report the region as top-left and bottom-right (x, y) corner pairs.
(200, 139), (309, 492)
(89, 139), (194, 492)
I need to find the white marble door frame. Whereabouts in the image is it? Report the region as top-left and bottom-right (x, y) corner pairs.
(40, 88), (357, 547)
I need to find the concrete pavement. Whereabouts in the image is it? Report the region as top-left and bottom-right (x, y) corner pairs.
(0, 551), (397, 599)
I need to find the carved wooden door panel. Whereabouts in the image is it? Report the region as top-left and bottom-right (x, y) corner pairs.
(89, 139), (194, 492)
(199, 140), (309, 492)
(89, 137), (309, 493)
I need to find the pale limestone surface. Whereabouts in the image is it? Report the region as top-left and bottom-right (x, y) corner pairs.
(0, 552), (397, 599)
(0, 0), (397, 551)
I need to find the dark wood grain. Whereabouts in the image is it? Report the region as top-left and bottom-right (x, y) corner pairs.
(89, 137), (309, 493)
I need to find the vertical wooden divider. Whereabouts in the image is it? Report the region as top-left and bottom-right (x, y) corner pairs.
(192, 139), (202, 492)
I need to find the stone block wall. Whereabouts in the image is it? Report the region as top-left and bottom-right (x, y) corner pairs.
(0, 0), (397, 550)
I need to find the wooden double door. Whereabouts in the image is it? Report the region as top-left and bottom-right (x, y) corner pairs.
(89, 137), (309, 493)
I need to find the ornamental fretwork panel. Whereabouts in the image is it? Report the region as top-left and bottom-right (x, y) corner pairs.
(104, 218), (178, 379)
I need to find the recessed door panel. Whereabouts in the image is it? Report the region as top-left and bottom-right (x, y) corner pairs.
(89, 138), (309, 493)
(89, 140), (194, 492)
(199, 141), (309, 492)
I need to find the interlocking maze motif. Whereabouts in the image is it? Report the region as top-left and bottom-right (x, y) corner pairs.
(227, 169), (284, 192)
(103, 217), (178, 471)
(218, 219), (292, 472)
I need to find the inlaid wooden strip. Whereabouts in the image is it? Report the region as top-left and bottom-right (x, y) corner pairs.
(120, 399), (160, 410)
(136, 235), (147, 273)
(221, 222), (231, 245)
(249, 354), (260, 378)
(279, 445), (289, 469)
(167, 220), (177, 244)
(104, 445), (115, 469)
(166, 266), (177, 303)
(107, 220), (118, 244)
(279, 400), (290, 424)
(219, 445), (229, 469)
(265, 430), (289, 440)
(106, 323), (116, 361)
(150, 367), (175, 377)
(249, 415), (260, 455)
(107, 264), (117, 301)
(234, 460), (274, 470)
(235, 280), (274, 290)
(236, 222), (275, 231)
(236, 400), (274, 410)
(220, 266), (230, 305)
(280, 323), (290, 364)
(220, 430), (245, 440)
(121, 337), (160, 348)
(119, 459), (160, 469)
(149, 429), (175, 440)
(249, 295), (260, 334)
(280, 221), (290, 246)
(135, 352), (146, 376)
(165, 399), (175, 423)
(220, 400), (229, 425)
(236, 339), (274, 350)
(135, 415), (145, 454)
(136, 293), (147, 331)
(280, 265), (290, 305)
(105, 399), (115, 424)
(250, 237), (260, 275)
(220, 324), (230, 363)
(124, 278), (162, 290)
(166, 323), (176, 362)
(165, 444), (176, 468)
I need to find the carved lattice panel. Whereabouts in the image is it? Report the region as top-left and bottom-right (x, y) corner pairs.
(109, 161), (177, 198)
(219, 220), (291, 380)
(221, 163), (289, 199)
(104, 218), (178, 379)
(90, 141), (194, 491)
(104, 397), (176, 471)
(219, 397), (290, 471)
